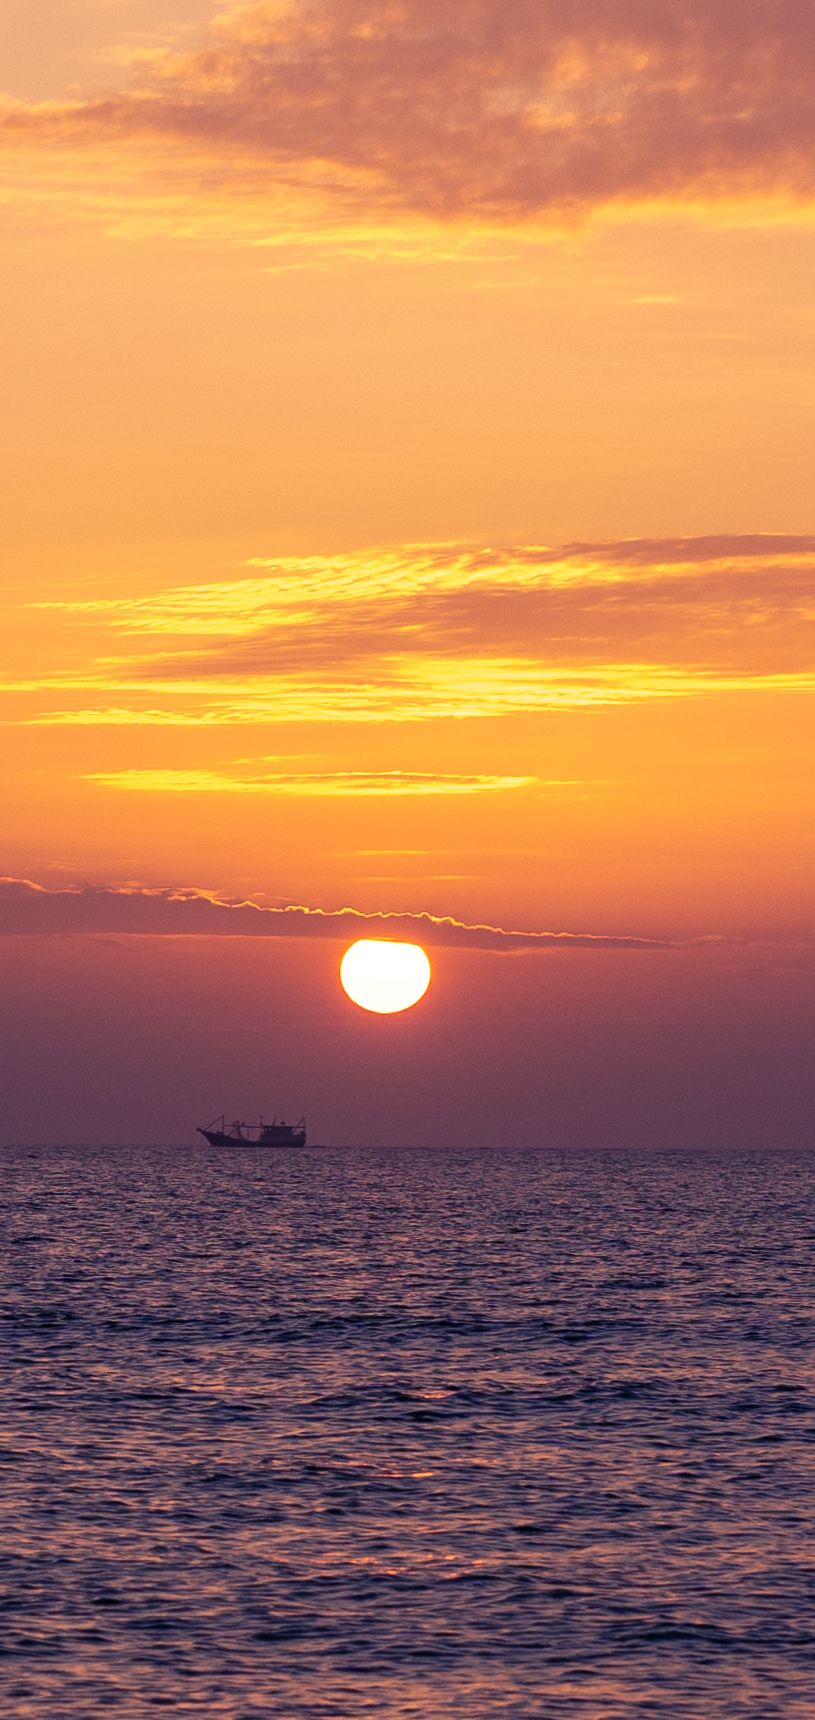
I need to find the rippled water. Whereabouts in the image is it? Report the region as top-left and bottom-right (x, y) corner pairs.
(1, 1143), (813, 1716)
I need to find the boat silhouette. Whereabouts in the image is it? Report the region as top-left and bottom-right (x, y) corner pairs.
(197, 1114), (307, 1148)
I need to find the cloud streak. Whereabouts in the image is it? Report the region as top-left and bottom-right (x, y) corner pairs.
(83, 769), (537, 795)
(8, 535), (815, 726)
(0, 878), (667, 950)
(3, 1), (815, 228)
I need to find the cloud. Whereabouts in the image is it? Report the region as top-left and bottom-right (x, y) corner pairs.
(3, 1), (815, 228)
(82, 769), (537, 795)
(0, 877), (666, 950)
(8, 535), (815, 725)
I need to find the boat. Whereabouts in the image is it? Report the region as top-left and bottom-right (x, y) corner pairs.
(197, 1114), (307, 1148)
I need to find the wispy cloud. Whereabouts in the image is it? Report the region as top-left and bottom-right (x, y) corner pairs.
(84, 769), (536, 795)
(0, 877), (667, 950)
(7, 535), (815, 726)
(2, 1), (815, 232)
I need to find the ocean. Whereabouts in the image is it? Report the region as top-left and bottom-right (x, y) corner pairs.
(1, 1142), (813, 1717)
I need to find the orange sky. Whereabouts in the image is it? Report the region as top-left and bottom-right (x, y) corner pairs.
(1, 2), (814, 1145)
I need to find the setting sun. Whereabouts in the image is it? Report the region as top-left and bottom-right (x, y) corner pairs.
(340, 940), (431, 1014)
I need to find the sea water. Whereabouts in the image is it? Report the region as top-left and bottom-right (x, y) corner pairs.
(1, 1143), (813, 1717)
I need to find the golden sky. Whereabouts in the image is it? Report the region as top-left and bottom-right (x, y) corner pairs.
(1, 1), (814, 1144)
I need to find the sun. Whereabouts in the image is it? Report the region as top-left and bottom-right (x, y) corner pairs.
(340, 940), (431, 1014)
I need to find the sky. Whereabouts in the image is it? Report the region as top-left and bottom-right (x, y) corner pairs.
(1, 0), (814, 1148)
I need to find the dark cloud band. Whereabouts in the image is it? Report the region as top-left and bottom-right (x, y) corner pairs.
(0, 879), (667, 951)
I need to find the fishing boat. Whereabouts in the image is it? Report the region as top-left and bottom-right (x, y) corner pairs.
(197, 1114), (307, 1148)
